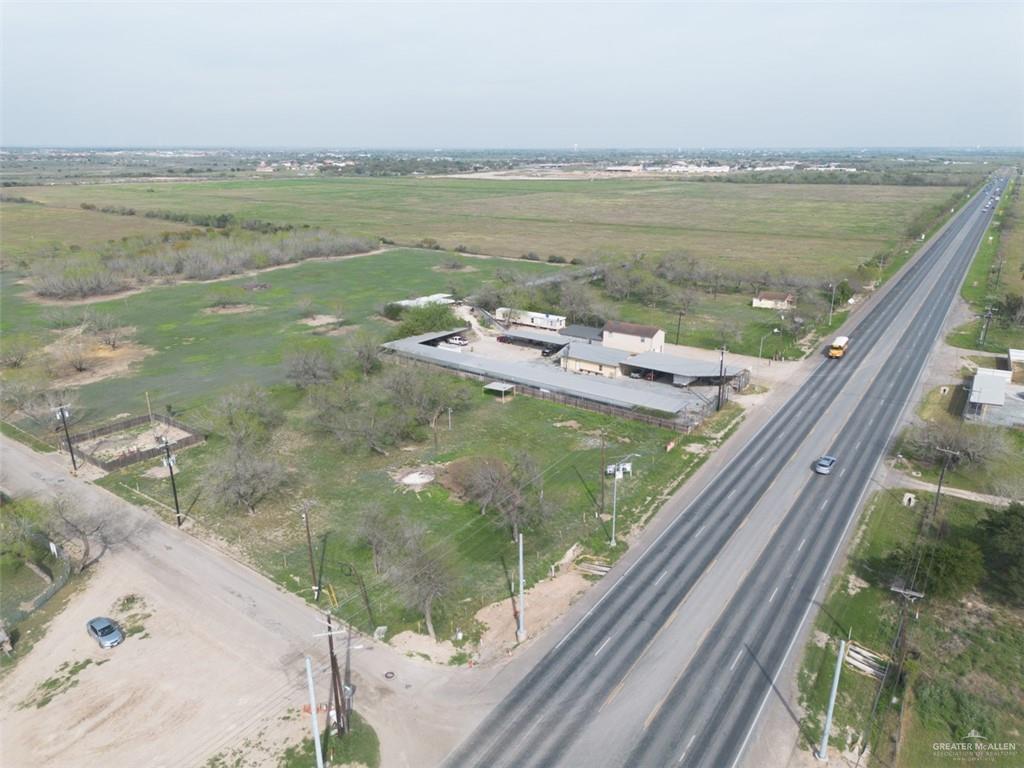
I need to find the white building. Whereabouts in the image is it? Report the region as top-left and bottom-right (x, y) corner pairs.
(495, 307), (566, 331)
(560, 343), (630, 379)
(602, 321), (665, 354)
(752, 291), (796, 311)
(965, 367), (1013, 420)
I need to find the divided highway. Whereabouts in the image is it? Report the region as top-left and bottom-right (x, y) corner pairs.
(443, 179), (1003, 768)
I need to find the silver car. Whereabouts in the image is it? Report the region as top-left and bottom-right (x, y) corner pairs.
(86, 617), (124, 649)
(814, 455), (837, 475)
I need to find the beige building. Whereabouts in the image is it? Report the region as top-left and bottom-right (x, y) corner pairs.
(560, 343), (630, 379)
(752, 291), (796, 311)
(602, 321), (665, 354)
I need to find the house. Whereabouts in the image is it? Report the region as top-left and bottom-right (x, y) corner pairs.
(965, 368), (1013, 420)
(495, 307), (566, 331)
(752, 291), (796, 311)
(602, 321), (665, 354)
(560, 343), (630, 379)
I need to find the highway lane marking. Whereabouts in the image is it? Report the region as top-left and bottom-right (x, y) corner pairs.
(769, 587), (779, 603)
(730, 649), (744, 671)
(695, 524), (706, 537)
(655, 570), (668, 586)
(724, 186), (995, 768)
(839, 467), (847, 478)
(819, 498), (830, 511)
(677, 735), (697, 764)
(727, 489), (736, 499)
(594, 635), (613, 657)
(797, 538), (806, 552)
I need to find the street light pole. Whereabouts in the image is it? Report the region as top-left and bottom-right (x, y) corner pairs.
(828, 282), (837, 326)
(159, 438), (183, 527)
(716, 346), (726, 411)
(516, 533), (526, 642)
(816, 638), (847, 762)
(54, 405), (78, 473)
(610, 466), (620, 547)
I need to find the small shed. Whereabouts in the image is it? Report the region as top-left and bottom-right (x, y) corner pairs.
(483, 381), (516, 402)
(965, 367), (1013, 420)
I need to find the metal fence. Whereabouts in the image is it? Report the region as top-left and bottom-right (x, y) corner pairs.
(65, 413), (206, 472)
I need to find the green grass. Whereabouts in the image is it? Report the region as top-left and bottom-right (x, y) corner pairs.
(899, 428), (1024, 497)
(0, 558), (51, 624)
(0, 421), (56, 452)
(797, 490), (1024, 765)
(97, 385), (740, 643)
(278, 710), (379, 768)
(1, 249), (555, 431)
(3, 177), (956, 279)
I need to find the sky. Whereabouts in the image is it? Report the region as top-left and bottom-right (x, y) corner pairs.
(2, 1), (1022, 149)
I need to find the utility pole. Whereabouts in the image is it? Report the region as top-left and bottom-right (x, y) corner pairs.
(828, 282), (838, 326)
(298, 501), (320, 601)
(159, 437), (183, 527)
(675, 310), (683, 345)
(716, 346), (726, 411)
(304, 657), (325, 768)
(600, 431), (606, 518)
(978, 306), (996, 346)
(816, 638), (848, 761)
(54, 405), (78, 473)
(325, 613), (346, 737)
(610, 464), (621, 547)
(516, 533), (526, 642)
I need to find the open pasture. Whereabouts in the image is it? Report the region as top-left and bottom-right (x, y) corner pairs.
(5, 178), (956, 278)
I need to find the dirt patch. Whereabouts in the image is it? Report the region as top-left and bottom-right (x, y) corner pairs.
(474, 568), (590, 665)
(684, 443), (709, 455)
(323, 324), (359, 337)
(45, 333), (155, 388)
(298, 314), (342, 327)
(200, 304), (264, 315)
(77, 423), (193, 462)
(846, 573), (869, 596)
(389, 631), (456, 665)
(391, 466), (436, 492)
(553, 420), (582, 429)
(432, 264), (478, 273)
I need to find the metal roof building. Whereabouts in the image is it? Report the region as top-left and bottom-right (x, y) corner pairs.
(383, 330), (705, 416)
(562, 342), (631, 366)
(501, 328), (570, 347)
(624, 351), (742, 380)
(559, 324), (604, 342)
(968, 368), (1013, 407)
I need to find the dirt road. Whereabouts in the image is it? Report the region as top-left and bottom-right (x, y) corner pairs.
(0, 436), (476, 768)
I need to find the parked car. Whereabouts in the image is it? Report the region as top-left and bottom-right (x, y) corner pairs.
(447, 336), (469, 346)
(86, 617), (124, 649)
(813, 455), (837, 475)
(497, 335), (510, 343)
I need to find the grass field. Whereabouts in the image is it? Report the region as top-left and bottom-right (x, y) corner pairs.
(97, 388), (742, 644)
(2, 178), (957, 279)
(797, 491), (1024, 766)
(948, 178), (1024, 352)
(1, 249), (555, 429)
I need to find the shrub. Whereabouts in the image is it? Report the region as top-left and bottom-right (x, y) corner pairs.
(547, 255), (567, 264)
(380, 302), (405, 321)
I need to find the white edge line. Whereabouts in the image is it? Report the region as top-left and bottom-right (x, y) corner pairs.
(594, 635), (613, 657)
(768, 587), (778, 603)
(726, 189), (987, 768)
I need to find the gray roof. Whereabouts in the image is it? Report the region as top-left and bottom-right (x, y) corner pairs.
(969, 368), (1012, 406)
(383, 331), (704, 415)
(563, 342), (631, 366)
(502, 328), (570, 347)
(624, 351), (742, 379)
(1010, 349), (1024, 366)
(604, 320), (662, 338)
(559, 324), (604, 342)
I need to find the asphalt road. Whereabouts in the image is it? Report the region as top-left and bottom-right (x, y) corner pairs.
(444, 178), (1004, 768)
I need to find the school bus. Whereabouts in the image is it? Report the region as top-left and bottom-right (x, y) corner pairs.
(827, 336), (849, 359)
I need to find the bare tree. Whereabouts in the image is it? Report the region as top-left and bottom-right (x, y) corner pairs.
(59, 337), (90, 373)
(46, 495), (111, 573)
(204, 384), (280, 450)
(92, 313), (131, 350)
(201, 446), (286, 515)
(356, 504), (398, 575)
(906, 420), (1010, 468)
(344, 331), (383, 377)
(0, 333), (36, 368)
(285, 347), (337, 389)
(388, 530), (455, 641)
(448, 453), (549, 540)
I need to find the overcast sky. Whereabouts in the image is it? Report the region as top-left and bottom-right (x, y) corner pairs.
(2, 1), (1022, 149)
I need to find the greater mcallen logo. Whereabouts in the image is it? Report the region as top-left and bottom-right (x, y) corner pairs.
(933, 728), (1019, 761)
